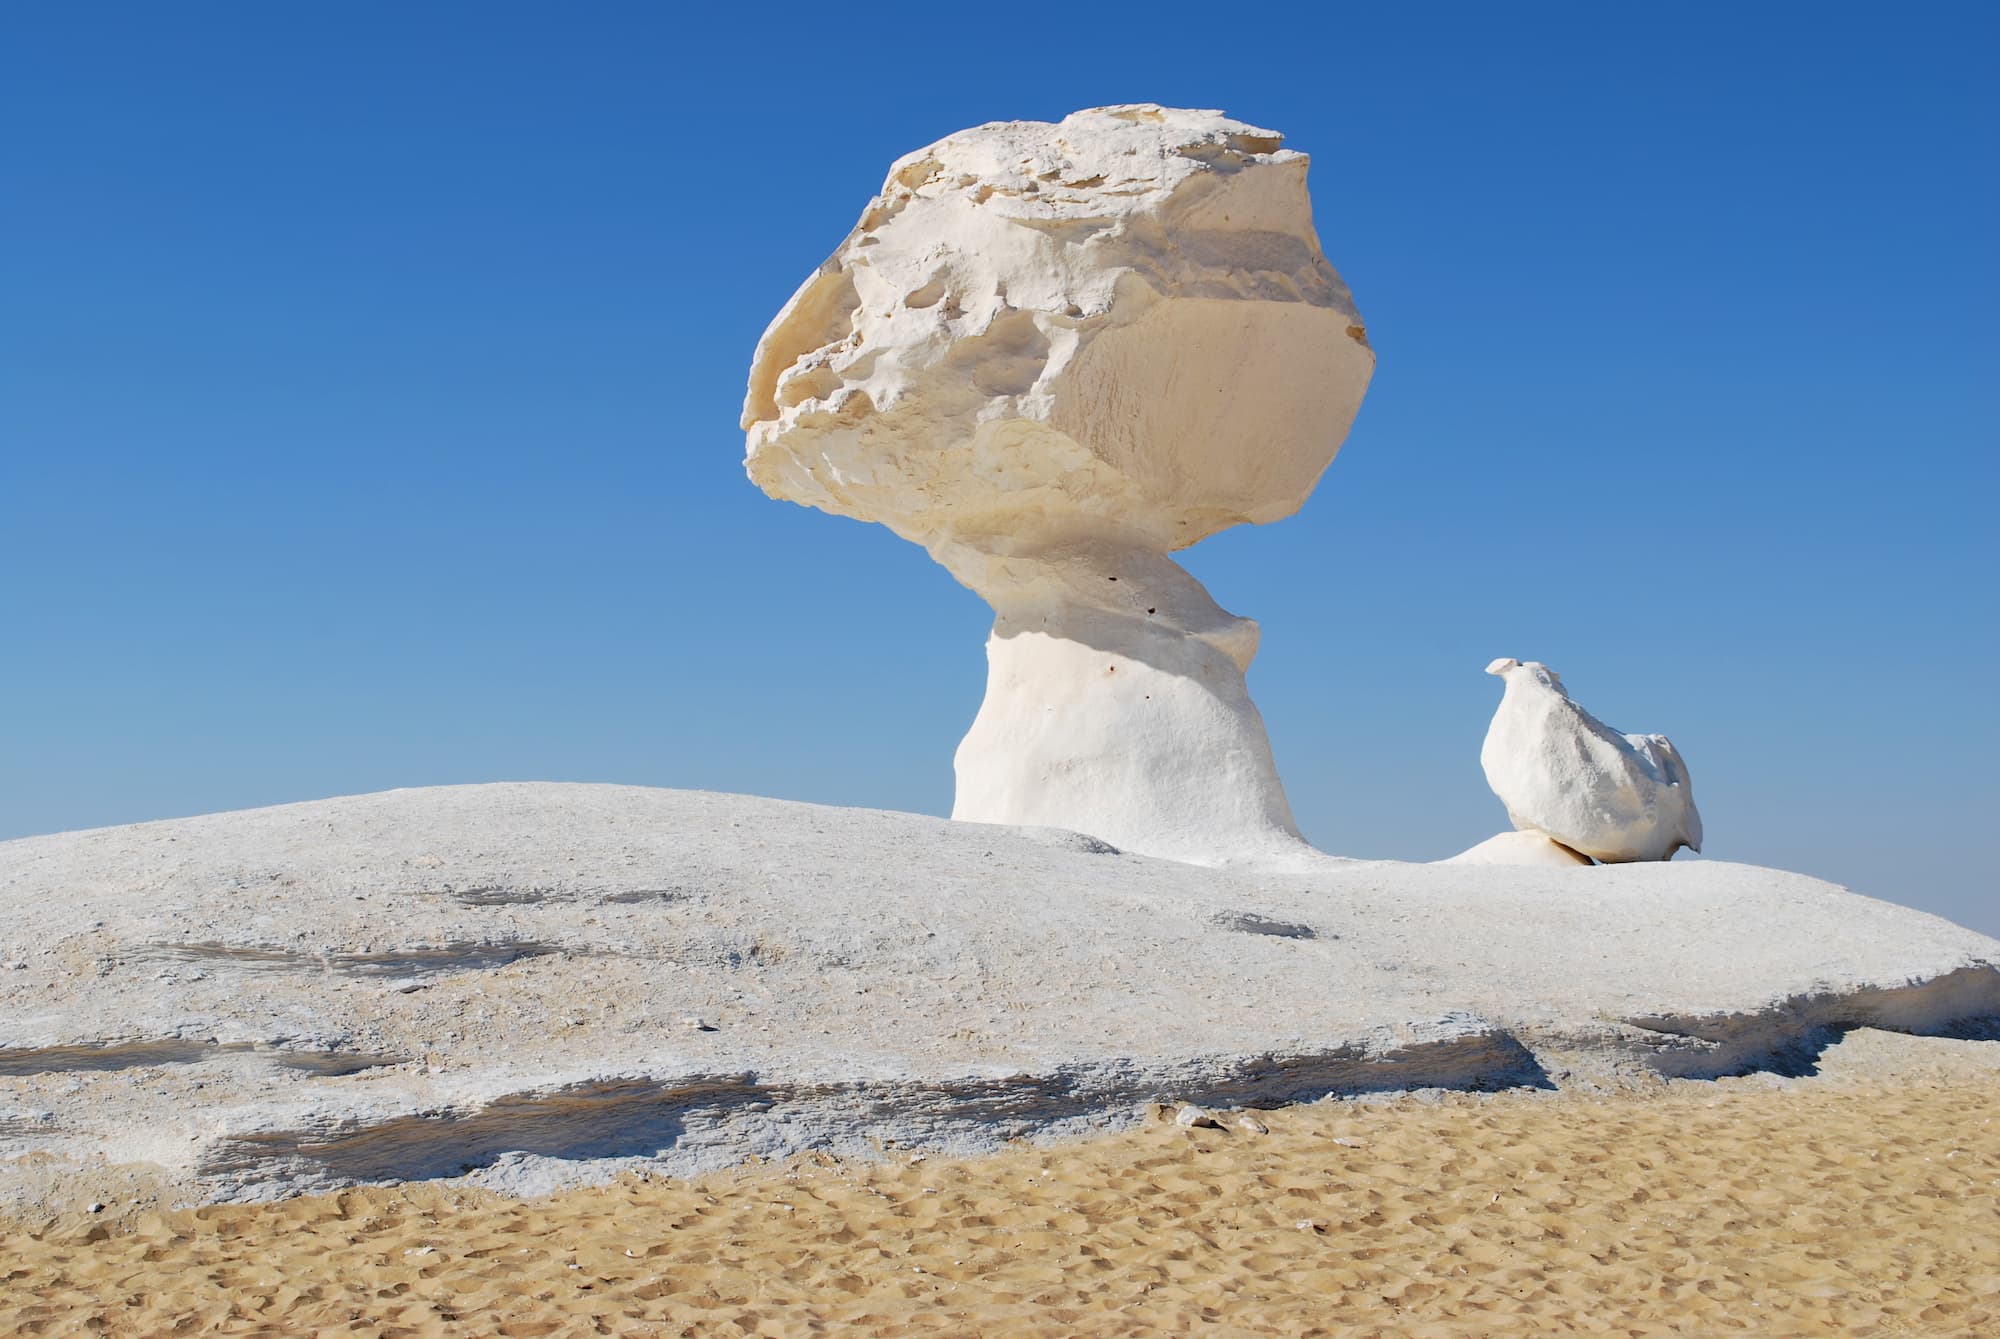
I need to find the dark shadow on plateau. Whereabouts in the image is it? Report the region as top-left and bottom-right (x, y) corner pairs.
(0, 1040), (404, 1078)
(214, 1030), (1553, 1188)
(1620, 964), (2000, 1080)
(146, 940), (565, 978)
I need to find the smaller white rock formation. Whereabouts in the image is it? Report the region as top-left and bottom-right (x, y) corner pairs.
(1478, 658), (1703, 863)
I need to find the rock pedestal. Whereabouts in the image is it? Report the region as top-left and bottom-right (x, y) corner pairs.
(946, 534), (1300, 863)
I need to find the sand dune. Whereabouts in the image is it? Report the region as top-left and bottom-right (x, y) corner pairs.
(4, 1030), (1994, 1337)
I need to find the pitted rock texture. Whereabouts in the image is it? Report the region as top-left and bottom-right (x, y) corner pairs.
(742, 104), (1372, 563)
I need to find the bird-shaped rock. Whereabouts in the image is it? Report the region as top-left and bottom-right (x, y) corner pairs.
(1479, 659), (1703, 863)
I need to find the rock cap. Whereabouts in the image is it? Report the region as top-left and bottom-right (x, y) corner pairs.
(742, 105), (1374, 563)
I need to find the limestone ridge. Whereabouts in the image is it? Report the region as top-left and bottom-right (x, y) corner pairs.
(742, 106), (1374, 865)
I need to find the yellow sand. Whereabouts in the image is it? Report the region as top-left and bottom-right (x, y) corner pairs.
(4, 1050), (1996, 1336)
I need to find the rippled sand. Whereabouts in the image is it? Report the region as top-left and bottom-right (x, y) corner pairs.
(4, 1033), (1996, 1337)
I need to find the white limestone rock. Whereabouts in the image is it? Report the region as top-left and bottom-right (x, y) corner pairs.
(1479, 659), (1704, 864)
(741, 105), (1373, 864)
(1443, 830), (1592, 867)
(4, 783), (1996, 1211)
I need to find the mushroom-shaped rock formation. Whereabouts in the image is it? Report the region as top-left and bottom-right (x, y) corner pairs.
(1479, 659), (1704, 863)
(742, 105), (1373, 864)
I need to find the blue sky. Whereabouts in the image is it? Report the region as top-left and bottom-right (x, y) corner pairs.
(3, 4), (1994, 932)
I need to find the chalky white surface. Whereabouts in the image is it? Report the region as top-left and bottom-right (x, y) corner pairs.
(1481, 659), (1704, 863)
(2, 784), (1993, 1208)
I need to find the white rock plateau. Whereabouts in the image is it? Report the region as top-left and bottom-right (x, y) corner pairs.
(1479, 658), (1704, 864)
(742, 105), (1373, 865)
(2, 784), (1995, 1210)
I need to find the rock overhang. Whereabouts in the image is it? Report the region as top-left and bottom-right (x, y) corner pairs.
(741, 104), (1375, 557)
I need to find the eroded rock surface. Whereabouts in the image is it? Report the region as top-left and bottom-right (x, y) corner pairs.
(742, 104), (1371, 556)
(3, 784), (1994, 1209)
(742, 106), (1372, 863)
(1480, 659), (1704, 863)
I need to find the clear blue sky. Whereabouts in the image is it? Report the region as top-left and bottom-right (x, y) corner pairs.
(3, 4), (1994, 933)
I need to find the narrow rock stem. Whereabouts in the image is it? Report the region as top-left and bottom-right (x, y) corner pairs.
(936, 531), (1307, 864)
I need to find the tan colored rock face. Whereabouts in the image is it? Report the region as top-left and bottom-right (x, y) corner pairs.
(742, 104), (1374, 566)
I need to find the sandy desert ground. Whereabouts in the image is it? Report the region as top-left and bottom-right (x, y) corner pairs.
(2, 1029), (1994, 1337)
